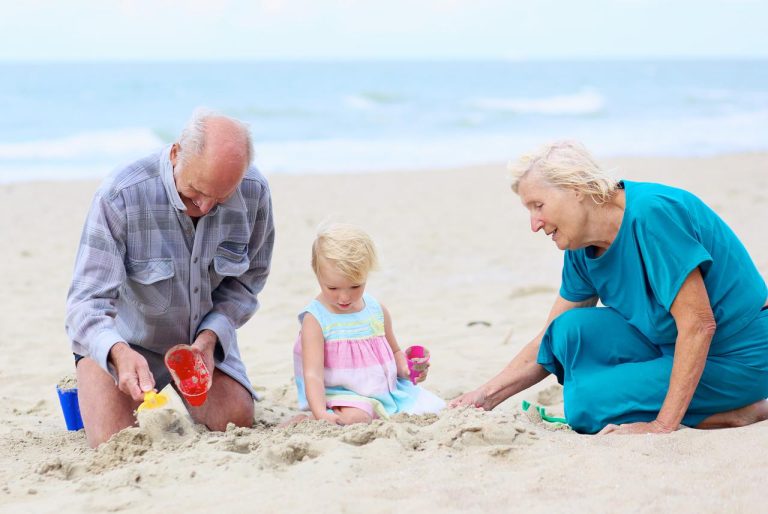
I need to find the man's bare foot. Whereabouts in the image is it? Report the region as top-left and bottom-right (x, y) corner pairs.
(696, 399), (768, 429)
(278, 414), (311, 428)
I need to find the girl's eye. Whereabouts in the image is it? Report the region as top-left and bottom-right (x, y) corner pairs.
(351, 285), (361, 289)
(327, 287), (337, 290)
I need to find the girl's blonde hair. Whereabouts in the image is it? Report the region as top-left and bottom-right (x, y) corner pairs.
(312, 223), (378, 283)
(509, 140), (619, 205)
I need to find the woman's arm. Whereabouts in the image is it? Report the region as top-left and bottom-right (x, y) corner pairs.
(381, 305), (415, 381)
(300, 314), (341, 424)
(601, 268), (715, 434)
(449, 294), (598, 410)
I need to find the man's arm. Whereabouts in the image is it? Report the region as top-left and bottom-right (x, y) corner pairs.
(65, 191), (129, 376)
(196, 180), (275, 361)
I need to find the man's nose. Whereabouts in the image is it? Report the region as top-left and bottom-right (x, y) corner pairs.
(199, 198), (216, 214)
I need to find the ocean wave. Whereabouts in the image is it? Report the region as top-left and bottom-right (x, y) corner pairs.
(0, 128), (164, 160)
(470, 89), (605, 116)
(344, 91), (406, 110)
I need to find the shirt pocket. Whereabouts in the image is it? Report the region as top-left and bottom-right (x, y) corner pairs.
(124, 258), (175, 315)
(213, 241), (250, 277)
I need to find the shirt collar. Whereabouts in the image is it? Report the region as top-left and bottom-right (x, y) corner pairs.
(160, 145), (247, 214)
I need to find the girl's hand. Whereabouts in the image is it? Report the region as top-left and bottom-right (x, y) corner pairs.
(448, 388), (490, 410)
(395, 350), (430, 384)
(394, 350), (411, 379)
(316, 412), (343, 425)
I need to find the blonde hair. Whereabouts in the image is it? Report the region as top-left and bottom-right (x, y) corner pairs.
(312, 223), (378, 283)
(509, 140), (619, 205)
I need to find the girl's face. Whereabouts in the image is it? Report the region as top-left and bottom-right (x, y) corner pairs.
(317, 260), (367, 314)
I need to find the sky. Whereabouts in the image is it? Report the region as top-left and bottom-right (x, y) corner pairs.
(0, 0), (766, 61)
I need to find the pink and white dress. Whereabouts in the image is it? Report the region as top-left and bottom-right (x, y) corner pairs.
(293, 293), (445, 418)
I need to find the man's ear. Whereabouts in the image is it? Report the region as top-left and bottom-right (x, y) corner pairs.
(170, 143), (180, 167)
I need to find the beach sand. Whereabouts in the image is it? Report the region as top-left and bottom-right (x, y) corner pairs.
(1, 153), (767, 513)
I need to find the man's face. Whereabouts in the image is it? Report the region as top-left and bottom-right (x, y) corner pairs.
(171, 144), (245, 217)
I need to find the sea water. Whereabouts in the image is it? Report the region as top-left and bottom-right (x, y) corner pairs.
(1, 60), (766, 182)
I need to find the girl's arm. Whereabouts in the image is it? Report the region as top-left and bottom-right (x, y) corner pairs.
(449, 294), (597, 410)
(600, 268), (715, 434)
(381, 304), (415, 381)
(300, 314), (341, 424)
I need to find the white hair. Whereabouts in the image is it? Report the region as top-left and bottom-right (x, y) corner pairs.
(176, 107), (254, 166)
(509, 140), (619, 205)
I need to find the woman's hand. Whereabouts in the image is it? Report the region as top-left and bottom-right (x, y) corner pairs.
(448, 388), (491, 410)
(598, 420), (677, 435)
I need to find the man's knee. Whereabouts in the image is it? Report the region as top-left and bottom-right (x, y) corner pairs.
(76, 357), (138, 447)
(195, 373), (255, 431)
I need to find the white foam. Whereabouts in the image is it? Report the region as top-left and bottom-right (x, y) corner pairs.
(470, 88), (605, 116)
(0, 128), (164, 160)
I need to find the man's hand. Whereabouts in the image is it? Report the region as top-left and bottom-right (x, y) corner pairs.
(192, 329), (217, 378)
(108, 342), (154, 401)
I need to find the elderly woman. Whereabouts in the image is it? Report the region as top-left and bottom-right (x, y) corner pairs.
(450, 141), (768, 434)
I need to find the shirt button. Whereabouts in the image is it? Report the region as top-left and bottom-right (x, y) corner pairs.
(194, 287), (199, 293)
(194, 314), (198, 320)
(193, 256), (198, 263)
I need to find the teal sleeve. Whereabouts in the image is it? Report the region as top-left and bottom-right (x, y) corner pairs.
(298, 301), (326, 335)
(635, 198), (713, 311)
(560, 250), (597, 302)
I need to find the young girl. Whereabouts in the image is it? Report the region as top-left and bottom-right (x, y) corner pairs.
(292, 223), (445, 425)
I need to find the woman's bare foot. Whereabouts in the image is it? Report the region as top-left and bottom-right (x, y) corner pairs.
(696, 399), (768, 429)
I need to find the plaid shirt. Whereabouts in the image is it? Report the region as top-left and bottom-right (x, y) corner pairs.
(65, 146), (275, 385)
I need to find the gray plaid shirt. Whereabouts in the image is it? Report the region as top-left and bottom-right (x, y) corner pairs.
(65, 146), (275, 388)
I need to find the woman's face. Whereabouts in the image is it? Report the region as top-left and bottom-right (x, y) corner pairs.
(517, 172), (588, 251)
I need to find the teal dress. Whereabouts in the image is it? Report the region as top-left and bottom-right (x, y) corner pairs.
(538, 180), (768, 433)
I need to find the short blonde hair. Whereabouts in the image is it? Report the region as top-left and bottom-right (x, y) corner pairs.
(312, 223), (378, 283)
(509, 140), (619, 205)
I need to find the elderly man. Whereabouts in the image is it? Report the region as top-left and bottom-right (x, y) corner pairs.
(66, 109), (275, 447)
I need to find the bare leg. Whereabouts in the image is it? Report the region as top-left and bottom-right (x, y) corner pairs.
(279, 406), (373, 427)
(76, 357), (141, 448)
(333, 406), (372, 425)
(695, 400), (768, 429)
(185, 368), (254, 431)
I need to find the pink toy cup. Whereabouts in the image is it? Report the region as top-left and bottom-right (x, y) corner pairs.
(405, 345), (430, 385)
(164, 344), (211, 407)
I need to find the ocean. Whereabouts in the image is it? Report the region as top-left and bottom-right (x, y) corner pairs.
(1, 60), (766, 182)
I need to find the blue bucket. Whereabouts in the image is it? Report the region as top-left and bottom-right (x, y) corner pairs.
(56, 386), (84, 431)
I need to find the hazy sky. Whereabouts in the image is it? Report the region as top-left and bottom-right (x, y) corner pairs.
(1, 0), (766, 61)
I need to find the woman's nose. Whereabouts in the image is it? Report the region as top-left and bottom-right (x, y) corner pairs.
(530, 215), (543, 232)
